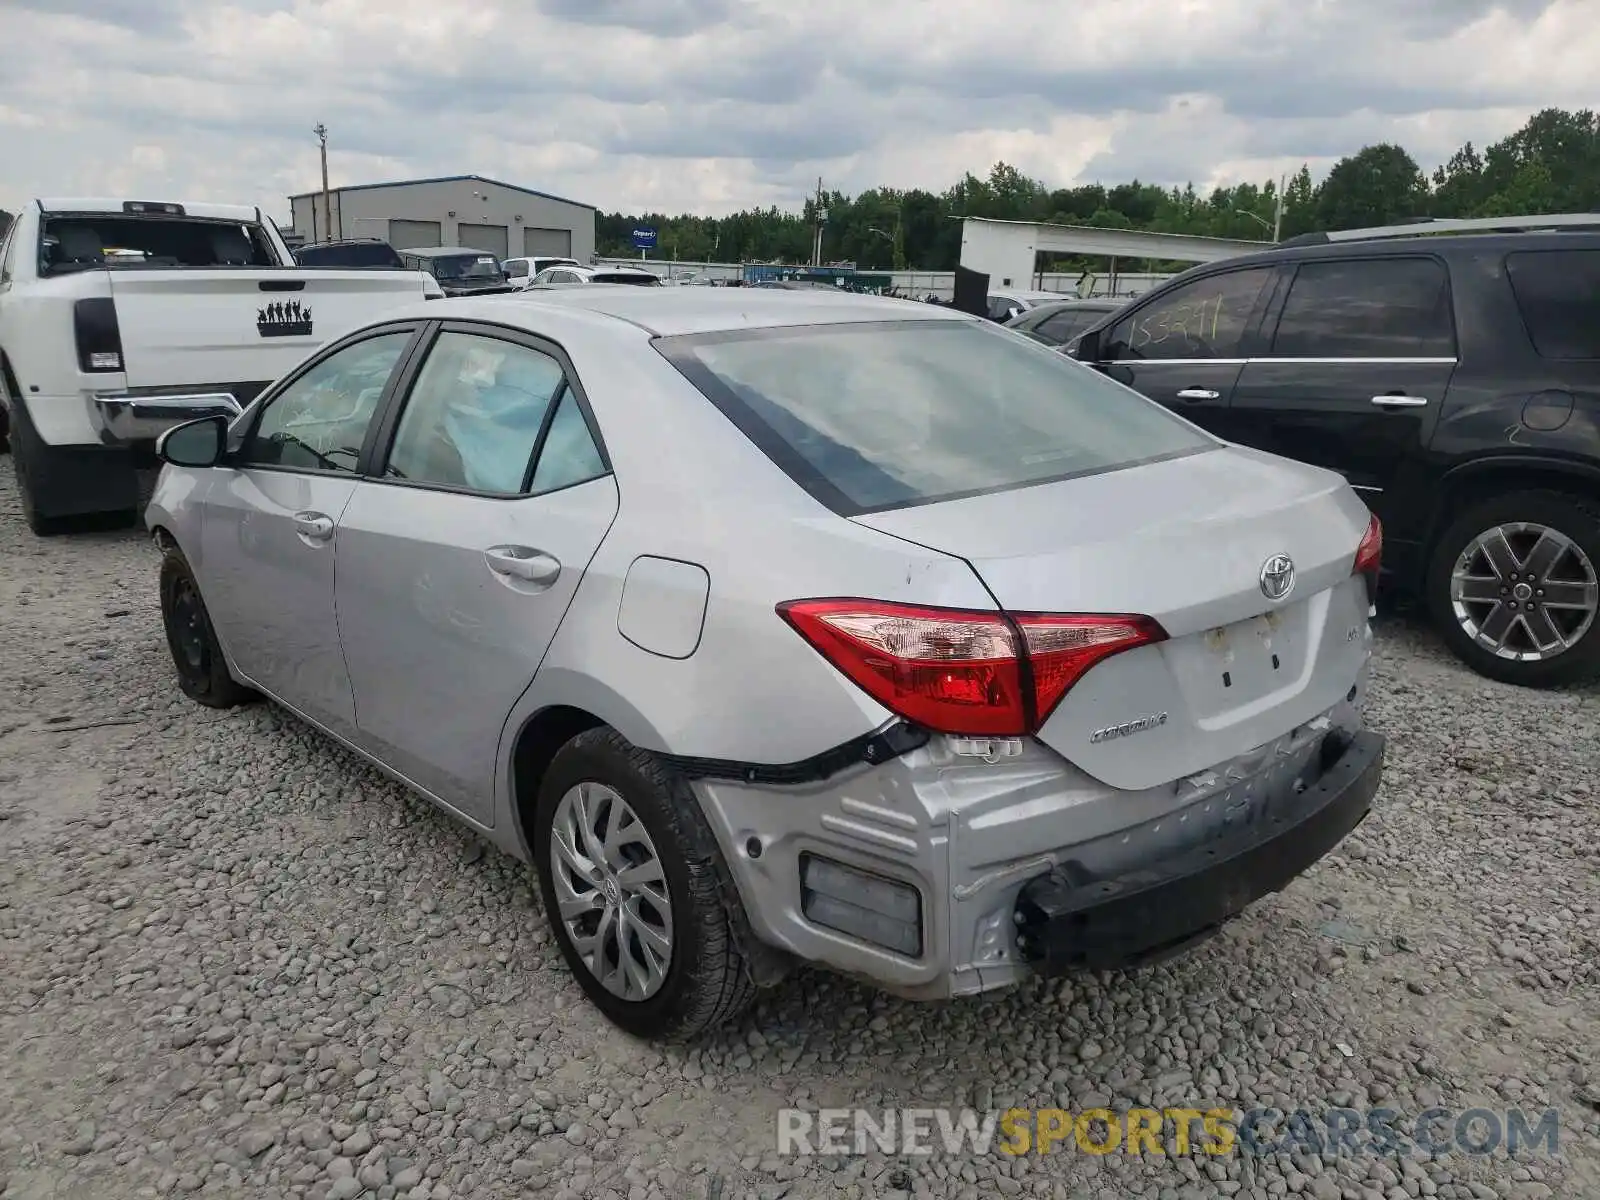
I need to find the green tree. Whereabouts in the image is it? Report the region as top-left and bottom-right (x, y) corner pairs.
(1314, 144), (1429, 231)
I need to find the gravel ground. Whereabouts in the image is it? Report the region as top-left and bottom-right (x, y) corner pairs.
(0, 455), (1596, 1200)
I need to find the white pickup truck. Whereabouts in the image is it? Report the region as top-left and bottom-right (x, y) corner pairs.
(0, 197), (443, 534)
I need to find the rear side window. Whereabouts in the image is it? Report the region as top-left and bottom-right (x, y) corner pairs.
(1506, 250), (1600, 360)
(1270, 258), (1455, 358)
(657, 320), (1215, 515)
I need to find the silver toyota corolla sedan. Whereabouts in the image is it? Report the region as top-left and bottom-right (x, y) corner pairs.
(146, 287), (1386, 1040)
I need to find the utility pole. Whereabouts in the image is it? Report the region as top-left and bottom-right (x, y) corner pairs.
(1273, 171), (1286, 243)
(313, 123), (331, 242)
(812, 176), (826, 267)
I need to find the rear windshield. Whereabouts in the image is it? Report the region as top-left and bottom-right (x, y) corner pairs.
(39, 214), (278, 275)
(593, 272), (661, 286)
(657, 319), (1215, 515)
(431, 254), (503, 281)
(294, 241), (405, 269)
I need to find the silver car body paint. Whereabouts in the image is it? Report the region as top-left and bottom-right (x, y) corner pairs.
(147, 287), (1378, 999)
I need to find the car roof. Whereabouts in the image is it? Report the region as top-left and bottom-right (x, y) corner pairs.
(440, 286), (975, 337)
(401, 246), (495, 257)
(37, 198), (262, 222)
(1183, 230), (1600, 275)
(993, 288), (1070, 300)
(1027, 297), (1121, 310)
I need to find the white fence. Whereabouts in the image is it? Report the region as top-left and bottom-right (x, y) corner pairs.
(592, 258), (1171, 300)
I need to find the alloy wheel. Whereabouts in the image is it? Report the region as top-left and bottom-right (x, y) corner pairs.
(1450, 521), (1600, 662)
(548, 782), (673, 1001)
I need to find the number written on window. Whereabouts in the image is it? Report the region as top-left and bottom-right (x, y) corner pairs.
(1109, 268), (1272, 361)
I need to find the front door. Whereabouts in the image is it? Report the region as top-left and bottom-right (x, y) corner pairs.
(333, 325), (619, 824)
(198, 327), (417, 737)
(1089, 265), (1278, 437)
(1229, 255), (1457, 518)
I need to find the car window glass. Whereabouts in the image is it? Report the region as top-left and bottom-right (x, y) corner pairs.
(1034, 310), (1089, 344)
(528, 390), (607, 494)
(239, 332), (412, 472)
(987, 297), (1015, 321)
(386, 332), (566, 493)
(1270, 258), (1454, 358)
(0, 221), (16, 283)
(506, 260), (528, 278)
(1506, 250), (1600, 360)
(1105, 268), (1272, 360)
(661, 320), (1215, 515)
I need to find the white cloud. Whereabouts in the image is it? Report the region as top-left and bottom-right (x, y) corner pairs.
(0, 0), (1592, 220)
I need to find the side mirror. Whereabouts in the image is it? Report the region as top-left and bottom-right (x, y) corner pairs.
(1071, 328), (1103, 362)
(157, 414), (227, 468)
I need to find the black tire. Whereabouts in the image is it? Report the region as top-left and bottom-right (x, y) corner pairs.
(12, 423), (70, 537)
(1426, 489), (1600, 688)
(533, 727), (755, 1040)
(159, 549), (257, 708)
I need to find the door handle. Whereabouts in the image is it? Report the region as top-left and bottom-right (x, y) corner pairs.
(484, 545), (561, 586)
(1176, 388), (1220, 401)
(1371, 394), (1429, 408)
(292, 511), (334, 539)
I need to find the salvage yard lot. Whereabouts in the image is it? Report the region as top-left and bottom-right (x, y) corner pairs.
(0, 458), (1595, 1200)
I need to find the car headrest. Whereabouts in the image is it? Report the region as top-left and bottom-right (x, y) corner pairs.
(53, 225), (105, 265)
(211, 226), (254, 266)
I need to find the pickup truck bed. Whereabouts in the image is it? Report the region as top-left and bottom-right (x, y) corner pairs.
(0, 197), (438, 534)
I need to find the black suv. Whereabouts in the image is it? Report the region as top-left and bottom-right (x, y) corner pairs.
(292, 238), (407, 269)
(1067, 214), (1600, 688)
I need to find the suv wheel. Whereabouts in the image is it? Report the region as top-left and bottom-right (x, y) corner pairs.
(1427, 490), (1600, 687)
(533, 728), (755, 1040)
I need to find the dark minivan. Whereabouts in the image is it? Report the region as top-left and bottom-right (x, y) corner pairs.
(1067, 214), (1600, 688)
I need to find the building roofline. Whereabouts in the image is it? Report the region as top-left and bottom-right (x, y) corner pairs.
(287, 174), (596, 211)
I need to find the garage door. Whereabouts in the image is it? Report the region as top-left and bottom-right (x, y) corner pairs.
(458, 223), (509, 259)
(389, 219), (441, 250)
(523, 227), (573, 258)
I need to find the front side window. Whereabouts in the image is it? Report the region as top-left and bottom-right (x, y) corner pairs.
(239, 331), (413, 472)
(506, 259), (529, 278)
(384, 332), (566, 493)
(1104, 268), (1273, 361)
(658, 319), (1215, 515)
(1506, 249), (1600, 360)
(1270, 258), (1455, 358)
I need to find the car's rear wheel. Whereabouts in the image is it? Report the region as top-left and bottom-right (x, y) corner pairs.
(1427, 490), (1600, 687)
(159, 549), (257, 708)
(533, 727), (754, 1040)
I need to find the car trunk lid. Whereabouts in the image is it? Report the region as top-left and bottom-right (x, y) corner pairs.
(850, 446), (1375, 790)
(107, 269), (426, 389)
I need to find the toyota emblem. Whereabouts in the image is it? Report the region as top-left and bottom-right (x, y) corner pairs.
(1259, 554), (1296, 601)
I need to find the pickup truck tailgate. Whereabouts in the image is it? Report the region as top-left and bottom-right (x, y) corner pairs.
(107, 270), (425, 388)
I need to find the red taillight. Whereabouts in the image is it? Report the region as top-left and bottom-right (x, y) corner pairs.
(776, 599), (1166, 737)
(1353, 513), (1382, 602)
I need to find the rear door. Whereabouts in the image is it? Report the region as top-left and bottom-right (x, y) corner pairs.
(332, 322), (619, 825)
(1088, 265), (1278, 436)
(1228, 255), (1457, 510)
(109, 269), (426, 388)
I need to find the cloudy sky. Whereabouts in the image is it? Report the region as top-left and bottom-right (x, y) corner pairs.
(0, 0), (1593, 222)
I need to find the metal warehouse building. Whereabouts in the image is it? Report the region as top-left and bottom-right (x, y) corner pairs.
(287, 174), (597, 262)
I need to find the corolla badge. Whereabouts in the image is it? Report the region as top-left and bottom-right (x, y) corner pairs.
(1259, 553), (1296, 601)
